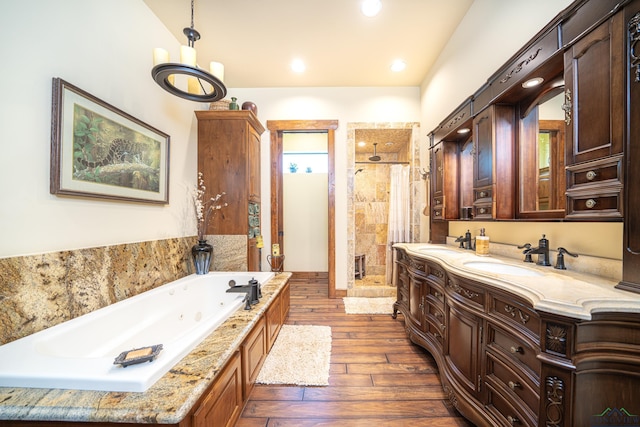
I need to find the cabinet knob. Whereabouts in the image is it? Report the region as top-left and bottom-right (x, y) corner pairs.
(508, 380), (521, 390)
(585, 198), (597, 209)
(507, 415), (520, 425)
(586, 170), (597, 181)
(479, 191), (487, 198)
(434, 291), (441, 298)
(510, 346), (524, 354)
(479, 208), (487, 214)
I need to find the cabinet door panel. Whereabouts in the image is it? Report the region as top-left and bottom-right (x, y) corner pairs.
(446, 303), (481, 397)
(473, 111), (493, 189)
(564, 14), (624, 165)
(192, 351), (243, 427)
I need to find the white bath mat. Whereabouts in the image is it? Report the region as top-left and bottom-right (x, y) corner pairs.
(256, 325), (331, 386)
(343, 297), (395, 314)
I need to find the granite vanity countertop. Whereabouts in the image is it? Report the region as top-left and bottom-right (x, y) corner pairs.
(396, 243), (640, 320)
(0, 272), (292, 424)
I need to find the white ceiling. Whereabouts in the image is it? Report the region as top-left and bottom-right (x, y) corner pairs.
(143, 0), (473, 88)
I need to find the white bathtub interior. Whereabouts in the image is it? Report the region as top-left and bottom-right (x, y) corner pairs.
(0, 271), (274, 392)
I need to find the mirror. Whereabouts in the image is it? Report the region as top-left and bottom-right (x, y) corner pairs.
(518, 88), (566, 217)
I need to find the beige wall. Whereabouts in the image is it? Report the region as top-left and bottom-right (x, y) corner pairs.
(0, 0), (199, 258)
(419, 0), (622, 260)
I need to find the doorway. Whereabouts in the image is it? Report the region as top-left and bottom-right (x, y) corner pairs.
(267, 120), (338, 298)
(347, 122), (421, 295)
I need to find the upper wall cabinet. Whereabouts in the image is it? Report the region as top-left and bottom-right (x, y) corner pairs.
(472, 105), (515, 220)
(563, 12), (625, 219)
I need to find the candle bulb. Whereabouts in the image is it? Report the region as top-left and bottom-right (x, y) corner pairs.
(180, 46), (196, 67)
(188, 77), (200, 95)
(210, 62), (225, 83)
(153, 48), (169, 66)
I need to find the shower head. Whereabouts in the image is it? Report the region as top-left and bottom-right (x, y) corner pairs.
(369, 143), (381, 162)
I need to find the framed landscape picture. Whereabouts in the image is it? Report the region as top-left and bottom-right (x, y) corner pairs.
(50, 78), (170, 204)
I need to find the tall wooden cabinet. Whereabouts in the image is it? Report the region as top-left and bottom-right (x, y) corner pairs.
(195, 110), (265, 271)
(563, 10), (625, 219)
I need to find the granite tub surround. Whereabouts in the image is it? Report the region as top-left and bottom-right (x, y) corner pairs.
(395, 243), (640, 320)
(0, 237), (196, 346)
(0, 272), (292, 424)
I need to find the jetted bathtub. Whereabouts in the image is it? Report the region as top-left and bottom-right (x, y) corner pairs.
(0, 271), (274, 393)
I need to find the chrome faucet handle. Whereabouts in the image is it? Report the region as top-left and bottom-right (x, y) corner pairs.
(518, 243), (533, 262)
(555, 247), (578, 270)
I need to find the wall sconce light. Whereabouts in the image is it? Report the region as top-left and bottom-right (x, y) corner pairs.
(151, 0), (227, 103)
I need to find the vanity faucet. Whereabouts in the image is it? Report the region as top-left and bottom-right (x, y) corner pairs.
(455, 230), (474, 250)
(517, 243), (533, 263)
(555, 247), (578, 270)
(523, 234), (551, 266)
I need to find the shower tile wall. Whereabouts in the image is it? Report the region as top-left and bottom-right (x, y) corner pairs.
(355, 160), (396, 277)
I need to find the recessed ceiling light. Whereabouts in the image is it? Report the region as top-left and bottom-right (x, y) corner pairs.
(522, 77), (544, 88)
(361, 0), (382, 17)
(358, 141), (366, 147)
(291, 59), (306, 73)
(391, 59), (406, 72)
(457, 128), (470, 134)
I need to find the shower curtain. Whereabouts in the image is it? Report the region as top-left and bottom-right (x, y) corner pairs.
(386, 164), (411, 285)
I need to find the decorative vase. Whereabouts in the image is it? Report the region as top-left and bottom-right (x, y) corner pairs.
(229, 97), (239, 110)
(241, 101), (258, 116)
(192, 239), (213, 275)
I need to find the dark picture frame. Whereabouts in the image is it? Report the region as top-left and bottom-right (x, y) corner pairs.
(50, 78), (170, 204)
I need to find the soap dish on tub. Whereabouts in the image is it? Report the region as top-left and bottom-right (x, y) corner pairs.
(113, 344), (163, 367)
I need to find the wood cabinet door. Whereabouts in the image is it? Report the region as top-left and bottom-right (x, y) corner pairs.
(192, 350), (243, 427)
(408, 272), (426, 332)
(473, 109), (494, 189)
(248, 124), (261, 202)
(432, 143), (444, 199)
(242, 317), (266, 400)
(446, 303), (482, 399)
(564, 13), (624, 165)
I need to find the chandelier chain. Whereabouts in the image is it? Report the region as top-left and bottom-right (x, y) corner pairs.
(190, 0), (195, 29)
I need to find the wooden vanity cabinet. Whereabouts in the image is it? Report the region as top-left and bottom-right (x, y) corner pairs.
(471, 104), (516, 220)
(394, 249), (640, 427)
(196, 111), (265, 271)
(563, 11), (625, 220)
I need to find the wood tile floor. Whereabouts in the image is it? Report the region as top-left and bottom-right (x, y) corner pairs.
(237, 279), (475, 427)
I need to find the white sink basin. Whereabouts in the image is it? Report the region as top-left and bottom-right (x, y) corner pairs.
(417, 247), (460, 255)
(463, 261), (543, 277)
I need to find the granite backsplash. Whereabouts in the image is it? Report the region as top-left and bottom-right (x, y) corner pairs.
(0, 235), (248, 345)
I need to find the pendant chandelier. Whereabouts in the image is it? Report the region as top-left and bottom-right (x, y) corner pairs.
(151, 0), (227, 102)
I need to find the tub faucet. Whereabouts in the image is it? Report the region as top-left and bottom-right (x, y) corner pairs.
(226, 278), (261, 309)
(523, 235), (551, 266)
(455, 230), (474, 250)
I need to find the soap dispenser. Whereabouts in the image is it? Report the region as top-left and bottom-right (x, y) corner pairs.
(476, 228), (490, 256)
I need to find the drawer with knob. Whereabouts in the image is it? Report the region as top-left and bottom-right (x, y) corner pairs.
(489, 294), (540, 341)
(473, 187), (493, 203)
(566, 187), (622, 219)
(487, 324), (540, 377)
(485, 351), (539, 416)
(473, 203), (493, 220)
(485, 381), (536, 427)
(566, 154), (622, 189)
(427, 264), (446, 286)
